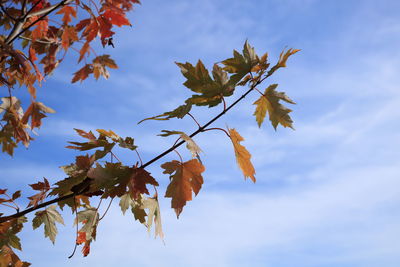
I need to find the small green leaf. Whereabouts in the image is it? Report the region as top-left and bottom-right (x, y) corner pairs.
(138, 103), (192, 123)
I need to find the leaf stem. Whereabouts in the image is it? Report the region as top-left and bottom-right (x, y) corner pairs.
(187, 112), (201, 128)
(99, 198), (113, 221)
(202, 127), (230, 137)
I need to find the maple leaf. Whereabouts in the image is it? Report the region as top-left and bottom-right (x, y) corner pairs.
(56, 6), (77, 25)
(267, 48), (300, 76)
(78, 41), (91, 63)
(103, 8), (131, 27)
(138, 103), (192, 123)
(31, 19), (48, 40)
(96, 129), (137, 151)
(141, 196), (164, 240)
(92, 55), (118, 80)
(128, 168), (159, 200)
(75, 206), (99, 257)
(32, 205), (64, 244)
(162, 159), (205, 218)
(253, 84), (295, 129)
(119, 193), (147, 224)
(176, 61), (234, 107)
(159, 130), (202, 160)
(87, 162), (131, 197)
(21, 101), (55, 129)
(61, 26), (79, 50)
(66, 129), (115, 160)
(222, 40), (259, 84)
(88, 163), (158, 199)
(0, 217), (27, 251)
(119, 193), (134, 215)
(27, 177), (50, 208)
(228, 128), (256, 182)
(72, 64), (93, 83)
(0, 245), (31, 267)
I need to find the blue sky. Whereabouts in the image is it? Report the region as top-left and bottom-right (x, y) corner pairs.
(1, 0), (400, 266)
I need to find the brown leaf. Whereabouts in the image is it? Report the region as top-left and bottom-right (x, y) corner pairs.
(128, 168), (159, 200)
(162, 159), (205, 218)
(21, 102), (55, 129)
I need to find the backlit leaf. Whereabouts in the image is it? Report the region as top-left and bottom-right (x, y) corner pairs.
(138, 103), (192, 123)
(32, 205), (64, 244)
(162, 159), (205, 218)
(141, 196), (164, 240)
(253, 84), (295, 129)
(228, 128), (256, 182)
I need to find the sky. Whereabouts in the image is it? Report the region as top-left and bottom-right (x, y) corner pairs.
(1, 0), (400, 266)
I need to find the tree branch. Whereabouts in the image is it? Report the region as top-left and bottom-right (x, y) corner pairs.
(6, 0), (73, 45)
(0, 74), (268, 223)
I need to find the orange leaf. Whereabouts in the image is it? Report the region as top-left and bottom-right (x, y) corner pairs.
(72, 64), (93, 83)
(76, 231), (86, 245)
(228, 128), (256, 182)
(21, 101), (55, 129)
(61, 26), (78, 50)
(31, 20), (48, 40)
(56, 6), (77, 24)
(78, 42), (90, 63)
(162, 159), (205, 218)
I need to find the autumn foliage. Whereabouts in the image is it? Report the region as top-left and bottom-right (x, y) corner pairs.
(0, 0), (299, 265)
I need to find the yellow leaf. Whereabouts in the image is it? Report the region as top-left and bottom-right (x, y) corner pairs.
(228, 128), (256, 182)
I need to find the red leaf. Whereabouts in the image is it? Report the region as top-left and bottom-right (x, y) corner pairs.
(31, 19), (48, 40)
(76, 231), (86, 245)
(103, 9), (130, 27)
(56, 6), (77, 24)
(61, 26), (78, 50)
(29, 177), (50, 191)
(72, 64), (93, 83)
(78, 42), (90, 63)
(128, 168), (159, 200)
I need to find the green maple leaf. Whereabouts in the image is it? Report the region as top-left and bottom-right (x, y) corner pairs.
(138, 103), (192, 123)
(176, 61), (234, 107)
(222, 40), (258, 84)
(253, 84), (295, 129)
(32, 205), (64, 244)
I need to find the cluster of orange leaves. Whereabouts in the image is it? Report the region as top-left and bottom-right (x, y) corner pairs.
(0, 0), (140, 156)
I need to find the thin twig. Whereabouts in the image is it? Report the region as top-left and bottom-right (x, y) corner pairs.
(68, 196), (79, 258)
(99, 198), (113, 221)
(173, 149), (183, 163)
(110, 151), (122, 163)
(202, 127), (230, 137)
(0, 203), (18, 210)
(187, 112), (201, 128)
(134, 149), (143, 166)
